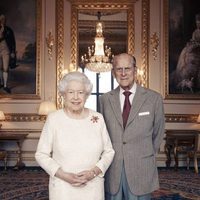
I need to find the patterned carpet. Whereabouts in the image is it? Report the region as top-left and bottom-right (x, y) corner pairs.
(0, 168), (199, 200)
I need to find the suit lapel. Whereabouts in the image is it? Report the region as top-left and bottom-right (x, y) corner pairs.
(126, 85), (147, 127)
(109, 87), (123, 128)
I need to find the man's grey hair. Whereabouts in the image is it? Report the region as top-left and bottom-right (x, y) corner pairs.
(112, 53), (136, 68)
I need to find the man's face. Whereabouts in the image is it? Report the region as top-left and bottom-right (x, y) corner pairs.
(112, 55), (136, 90)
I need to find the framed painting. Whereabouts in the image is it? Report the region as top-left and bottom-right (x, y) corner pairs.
(0, 0), (41, 99)
(164, 0), (200, 99)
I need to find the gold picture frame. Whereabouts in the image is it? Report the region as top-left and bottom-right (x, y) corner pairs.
(164, 0), (200, 100)
(0, 0), (42, 100)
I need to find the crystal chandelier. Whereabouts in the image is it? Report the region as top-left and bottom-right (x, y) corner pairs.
(81, 12), (113, 73)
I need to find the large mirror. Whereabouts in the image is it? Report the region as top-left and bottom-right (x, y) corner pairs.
(68, 1), (135, 110)
(56, 0), (149, 109)
(70, 1), (135, 69)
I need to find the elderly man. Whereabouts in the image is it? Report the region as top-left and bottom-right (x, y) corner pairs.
(99, 53), (165, 200)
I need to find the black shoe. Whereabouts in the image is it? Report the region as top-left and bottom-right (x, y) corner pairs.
(3, 87), (11, 93)
(0, 84), (3, 88)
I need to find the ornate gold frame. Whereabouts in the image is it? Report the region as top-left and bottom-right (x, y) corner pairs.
(70, 0), (136, 68)
(70, 0), (149, 86)
(56, 0), (65, 108)
(0, 0), (42, 100)
(3, 113), (198, 123)
(164, 0), (200, 100)
(56, 0), (149, 108)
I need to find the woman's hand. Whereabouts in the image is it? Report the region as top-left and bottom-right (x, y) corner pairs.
(55, 168), (87, 187)
(77, 170), (96, 181)
(77, 167), (102, 182)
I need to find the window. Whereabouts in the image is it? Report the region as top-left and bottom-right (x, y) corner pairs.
(82, 68), (118, 111)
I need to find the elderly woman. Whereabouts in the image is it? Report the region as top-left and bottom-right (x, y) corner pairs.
(35, 71), (114, 200)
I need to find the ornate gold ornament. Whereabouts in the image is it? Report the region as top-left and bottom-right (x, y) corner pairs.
(46, 31), (54, 60)
(150, 32), (159, 60)
(2, 113), (199, 123)
(56, 0), (65, 108)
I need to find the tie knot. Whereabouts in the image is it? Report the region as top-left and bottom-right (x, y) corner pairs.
(123, 91), (132, 97)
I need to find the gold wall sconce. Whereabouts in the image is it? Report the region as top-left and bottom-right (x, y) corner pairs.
(46, 31), (54, 60)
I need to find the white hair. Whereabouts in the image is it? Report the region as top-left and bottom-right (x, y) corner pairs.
(112, 53), (136, 68)
(58, 71), (93, 96)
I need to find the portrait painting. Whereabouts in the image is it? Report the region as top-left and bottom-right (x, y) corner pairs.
(0, 0), (41, 99)
(165, 0), (200, 99)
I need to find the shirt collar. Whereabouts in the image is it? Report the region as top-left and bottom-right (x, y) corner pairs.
(120, 82), (137, 96)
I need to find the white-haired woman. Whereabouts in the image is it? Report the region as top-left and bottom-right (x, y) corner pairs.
(35, 71), (114, 200)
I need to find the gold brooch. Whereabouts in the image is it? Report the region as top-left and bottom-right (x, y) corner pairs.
(91, 115), (99, 123)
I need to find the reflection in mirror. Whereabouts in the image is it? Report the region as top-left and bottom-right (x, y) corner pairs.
(78, 10), (127, 71)
(68, 2), (135, 111)
(70, 2), (135, 71)
(78, 10), (128, 110)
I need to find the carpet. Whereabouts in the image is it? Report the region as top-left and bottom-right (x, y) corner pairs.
(0, 168), (199, 200)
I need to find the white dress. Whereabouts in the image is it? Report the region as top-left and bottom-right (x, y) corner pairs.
(35, 109), (114, 200)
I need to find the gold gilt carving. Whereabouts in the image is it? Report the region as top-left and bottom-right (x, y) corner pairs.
(150, 32), (159, 60)
(70, 5), (78, 68)
(163, 0), (169, 99)
(165, 114), (199, 123)
(36, 0), (42, 98)
(4, 113), (45, 122)
(68, 0), (139, 6)
(140, 0), (149, 87)
(2, 113), (199, 123)
(56, 0), (65, 109)
(127, 7), (134, 55)
(46, 31), (54, 60)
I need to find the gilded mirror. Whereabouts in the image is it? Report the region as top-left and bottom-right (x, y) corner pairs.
(70, 1), (135, 70)
(56, 0), (149, 108)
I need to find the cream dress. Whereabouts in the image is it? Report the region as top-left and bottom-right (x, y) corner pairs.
(35, 109), (114, 200)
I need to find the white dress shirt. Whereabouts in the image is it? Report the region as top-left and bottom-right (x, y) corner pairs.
(119, 82), (137, 112)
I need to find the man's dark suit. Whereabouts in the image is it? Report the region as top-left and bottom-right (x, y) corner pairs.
(4, 26), (17, 69)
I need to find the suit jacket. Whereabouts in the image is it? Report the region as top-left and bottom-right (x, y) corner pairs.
(99, 84), (165, 196)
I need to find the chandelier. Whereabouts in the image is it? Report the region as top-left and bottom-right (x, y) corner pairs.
(81, 12), (113, 73)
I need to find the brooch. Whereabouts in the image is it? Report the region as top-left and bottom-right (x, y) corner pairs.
(91, 115), (99, 123)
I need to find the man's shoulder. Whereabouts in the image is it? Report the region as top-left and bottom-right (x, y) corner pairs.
(138, 85), (163, 99)
(100, 89), (116, 99)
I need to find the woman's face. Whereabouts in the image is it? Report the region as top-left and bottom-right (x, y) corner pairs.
(64, 80), (87, 113)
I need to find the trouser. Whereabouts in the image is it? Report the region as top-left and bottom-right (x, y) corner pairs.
(0, 41), (9, 87)
(105, 165), (151, 200)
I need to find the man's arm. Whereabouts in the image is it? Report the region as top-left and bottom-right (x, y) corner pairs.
(152, 94), (165, 153)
